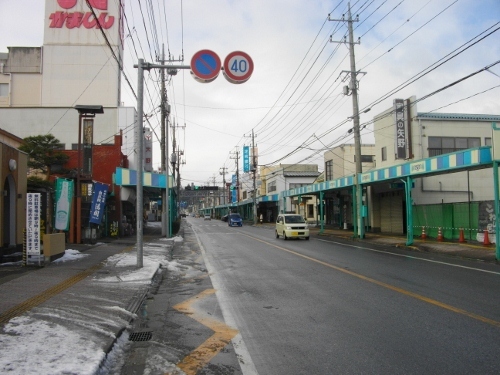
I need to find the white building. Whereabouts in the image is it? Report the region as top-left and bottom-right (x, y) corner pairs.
(320, 96), (500, 235)
(370, 96), (499, 234)
(0, 0), (139, 168)
(260, 164), (321, 222)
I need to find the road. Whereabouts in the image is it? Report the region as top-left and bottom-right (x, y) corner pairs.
(189, 217), (500, 375)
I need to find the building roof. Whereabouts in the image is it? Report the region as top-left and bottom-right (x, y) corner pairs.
(417, 113), (500, 122)
(283, 171), (322, 178)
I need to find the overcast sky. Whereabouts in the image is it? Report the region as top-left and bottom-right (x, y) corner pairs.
(1, 0), (500, 187)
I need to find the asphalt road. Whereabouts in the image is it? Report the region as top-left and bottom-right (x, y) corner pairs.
(189, 217), (500, 375)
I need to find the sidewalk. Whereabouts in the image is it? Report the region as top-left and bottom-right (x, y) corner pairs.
(311, 226), (498, 263)
(254, 221), (498, 263)
(0, 222), (181, 374)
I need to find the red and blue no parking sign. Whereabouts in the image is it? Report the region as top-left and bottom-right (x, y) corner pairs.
(223, 51), (254, 84)
(190, 50), (222, 83)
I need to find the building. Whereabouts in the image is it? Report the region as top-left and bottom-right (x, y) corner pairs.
(322, 143), (376, 228)
(260, 164), (321, 222)
(0, 1), (148, 242)
(368, 96), (499, 235)
(0, 129), (28, 260)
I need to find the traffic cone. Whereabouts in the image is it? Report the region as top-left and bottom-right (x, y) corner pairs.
(437, 227), (443, 242)
(483, 230), (491, 246)
(458, 228), (466, 243)
(421, 226), (427, 240)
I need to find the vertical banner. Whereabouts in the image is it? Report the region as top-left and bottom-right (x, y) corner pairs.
(89, 182), (109, 224)
(144, 127), (153, 172)
(243, 146), (250, 172)
(55, 178), (74, 231)
(26, 193), (41, 256)
(394, 99), (408, 159)
(83, 118), (93, 176)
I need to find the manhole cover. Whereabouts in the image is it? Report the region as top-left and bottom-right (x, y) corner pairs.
(129, 331), (153, 342)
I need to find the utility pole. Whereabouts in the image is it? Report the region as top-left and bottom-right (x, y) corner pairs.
(230, 149), (240, 203)
(159, 45), (170, 238)
(220, 166), (227, 208)
(245, 130), (258, 225)
(135, 59), (145, 267)
(135, 55), (185, 267)
(330, 2), (364, 239)
(171, 119), (185, 219)
(210, 174), (216, 217)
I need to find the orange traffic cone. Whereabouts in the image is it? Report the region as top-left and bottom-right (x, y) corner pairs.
(421, 226), (427, 240)
(458, 228), (466, 243)
(437, 227), (443, 242)
(483, 230), (491, 246)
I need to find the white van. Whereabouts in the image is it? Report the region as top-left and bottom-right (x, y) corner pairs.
(275, 214), (310, 240)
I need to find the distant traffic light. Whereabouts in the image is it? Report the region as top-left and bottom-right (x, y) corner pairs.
(184, 185), (219, 191)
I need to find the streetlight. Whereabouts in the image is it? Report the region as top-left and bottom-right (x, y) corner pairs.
(73, 105), (103, 244)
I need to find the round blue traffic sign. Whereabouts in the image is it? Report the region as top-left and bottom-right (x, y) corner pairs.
(223, 51), (254, 84)
(190, 50), (221, 83)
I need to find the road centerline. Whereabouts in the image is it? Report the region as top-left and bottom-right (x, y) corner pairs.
(242, 233), (500, 328)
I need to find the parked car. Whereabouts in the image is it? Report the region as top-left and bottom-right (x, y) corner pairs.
(275, 214), (309, 240)
(221, 214), (228, 222)
(228, 213), (243, 227)
(204, 214), (211, 220)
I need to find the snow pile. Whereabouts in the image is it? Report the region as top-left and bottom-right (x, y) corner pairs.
(0, 234), (186, 374)
(52, 249), (90, 263)
(0, 316), (104, 375)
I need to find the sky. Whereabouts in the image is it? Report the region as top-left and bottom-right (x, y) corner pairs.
(1, 0), (500, 188)
(0, 223), (186, 374)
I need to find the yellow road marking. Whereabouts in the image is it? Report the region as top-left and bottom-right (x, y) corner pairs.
(173, 289), (239, 375)
(243, 234), (500, 328)
(0, 244), (136, 326)
(0, 263), (103, 326)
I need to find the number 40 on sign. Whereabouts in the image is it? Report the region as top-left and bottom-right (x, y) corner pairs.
(190, 50), (254, 84)
(223, 51), (254, 84)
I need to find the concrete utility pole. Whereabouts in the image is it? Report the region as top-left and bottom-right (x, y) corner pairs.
(330, 2), (364, 239)
(159, 45), (170, 238)
(171, 120), (185, 205)
(230, 149), (240, 202)
(210, 174), (216, 216)
(248, 130), (258, 225)
(135, 59), (145, 268)
(134, 58), (186, 268)
(220, 166), (227, 207)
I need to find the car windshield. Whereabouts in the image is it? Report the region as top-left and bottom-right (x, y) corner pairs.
(284, 215), (305, 224)
(230, 214), (241, 219)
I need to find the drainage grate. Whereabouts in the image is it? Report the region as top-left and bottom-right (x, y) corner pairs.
(129, 331), (153, 342)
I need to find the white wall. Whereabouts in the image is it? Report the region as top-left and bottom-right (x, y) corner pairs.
(41, 0), (123, 107)
(118, 106), (137, 169)
(373, 98), (496, 203)
(0, 107), (119, 150)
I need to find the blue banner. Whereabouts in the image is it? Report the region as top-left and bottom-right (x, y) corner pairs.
(89, 182), (109, 225)
(243, 146), (250, 172)
(231, 174), (237, 202)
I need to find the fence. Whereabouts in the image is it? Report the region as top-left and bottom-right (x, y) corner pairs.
(413, 201), (481, 241)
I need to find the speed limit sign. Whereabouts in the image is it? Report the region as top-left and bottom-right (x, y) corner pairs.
(223, 51), (254, 84)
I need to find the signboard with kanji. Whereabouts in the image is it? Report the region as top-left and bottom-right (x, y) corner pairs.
(26, 193), (41, 256)
(89, 182), (109, 225)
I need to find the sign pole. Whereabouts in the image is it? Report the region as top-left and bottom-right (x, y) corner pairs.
(136, 59), (145, 268)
